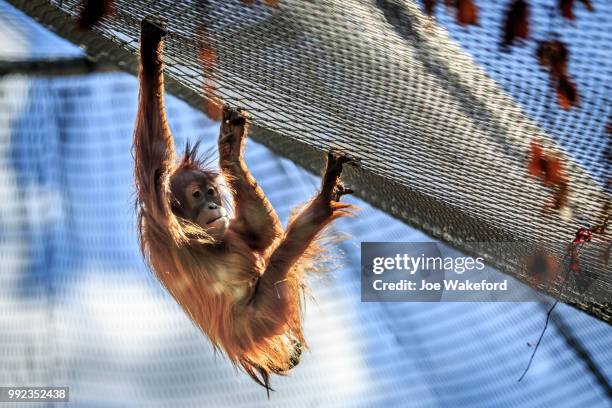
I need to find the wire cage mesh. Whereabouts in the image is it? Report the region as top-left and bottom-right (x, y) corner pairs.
(6, 0), (609, 319)
(0, 1), (611, 406)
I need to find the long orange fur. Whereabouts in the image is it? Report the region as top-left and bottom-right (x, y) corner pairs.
(133, 17), (356, 392)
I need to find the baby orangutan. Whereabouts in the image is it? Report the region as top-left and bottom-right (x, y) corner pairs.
(133, 17), (355, 392)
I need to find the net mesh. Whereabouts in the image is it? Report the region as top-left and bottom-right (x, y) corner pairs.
(14, 0), (609, 319)
(7, 0), (610, 320)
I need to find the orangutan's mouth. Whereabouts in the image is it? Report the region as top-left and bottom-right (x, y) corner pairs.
(206, 215), (227, 225)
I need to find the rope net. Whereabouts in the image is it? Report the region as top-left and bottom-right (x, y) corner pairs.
(1, 1), (611, 406)
(5, 1), (611, 317)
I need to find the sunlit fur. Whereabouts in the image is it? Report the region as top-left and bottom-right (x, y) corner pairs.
(133, 17), (356, 392)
